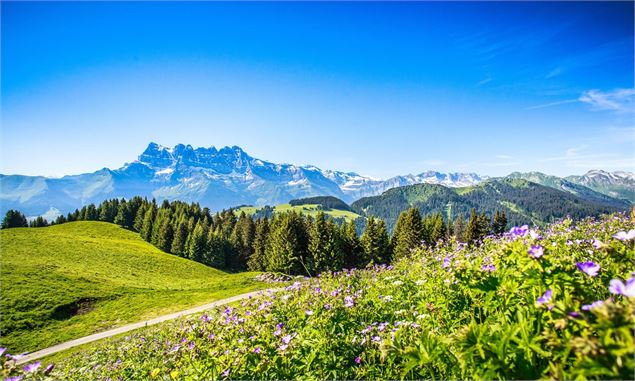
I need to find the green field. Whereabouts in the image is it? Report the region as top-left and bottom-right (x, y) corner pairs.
(0, 221), (267, 354)
(237, 203), (362, 222)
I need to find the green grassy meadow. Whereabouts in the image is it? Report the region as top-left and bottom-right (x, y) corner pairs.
(237, 203), (362, 222)
(0, 221), (267, 353)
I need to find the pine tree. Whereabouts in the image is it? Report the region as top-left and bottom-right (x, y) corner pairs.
(29, 216), (49, 228)
(133, 203), (147, 232)
(114, 200), (134, 229)
(464, 208), (479, 243)
(1, 210), (28, 229)
(266, 213), (309, 275)
(492, 210), (508, 235)
(188, 221), (207, 262)
(156, 212), (174, 252)
(170, 218), (188, 256)
(392, 208), (423, 260)
(228, 212), (255, 270)
(360, 217), (391, 266)
(341, 220), (362, 268)
(453, 213), (465, 242)
(140, 205), (156, 242)
(248, 218), (269, 271)
(205, 229), (227, 269)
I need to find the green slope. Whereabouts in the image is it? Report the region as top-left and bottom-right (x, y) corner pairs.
(352, 178), (629, 230)
(0, 221), (267, 354)
(235, 198), (362, 222)
(506, 172), (632, 207)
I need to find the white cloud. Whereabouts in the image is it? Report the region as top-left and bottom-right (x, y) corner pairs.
(578, 88), (635, 113)
(525, 99), (578, 110)
(495, 154), (513, 160)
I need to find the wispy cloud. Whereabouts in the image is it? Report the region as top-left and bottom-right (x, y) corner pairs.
(525, 98), (578, 110)
(476, 76), (493, 87)
(495, 154), (513, 160)
(526, 88), (635, 113)
(579, 88), (635, 113)
(545, 67), (563, 79)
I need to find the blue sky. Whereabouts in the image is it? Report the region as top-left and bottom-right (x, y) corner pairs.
(1, 1), (633, 178)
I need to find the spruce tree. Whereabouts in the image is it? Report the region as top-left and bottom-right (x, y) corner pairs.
(140, 205), (156, 242)
(188, 221), (207, 262)
(341, 220), (362, 268)
(1, 210), (28, 229)
(156, 212), (174, 252)
(464, 208), (479, 243)
(248, 218), (269, 271)
(170, 218), (188, 256)
(360, 217), (391, 266)
(205, 229), (227, 269)
(492, 210), (508, 235)
(392, 208), (423, 260)
(454, 213), (465, 242)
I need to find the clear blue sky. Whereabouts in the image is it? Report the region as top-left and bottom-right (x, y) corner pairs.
(1, 1), (633, 178)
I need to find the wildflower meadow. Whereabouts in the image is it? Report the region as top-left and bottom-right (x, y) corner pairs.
(2, 213), (634, 380)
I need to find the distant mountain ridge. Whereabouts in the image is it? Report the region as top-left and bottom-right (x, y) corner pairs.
(351, 178), (631, 231)
(0, 143), (487, 217)
(0, 142), (632, 218)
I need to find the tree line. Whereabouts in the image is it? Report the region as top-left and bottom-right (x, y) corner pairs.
(1, 199), (507, 275)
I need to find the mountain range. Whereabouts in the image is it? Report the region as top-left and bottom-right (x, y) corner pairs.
(0, 142), (632, 218)
(351, 178), (632, 231)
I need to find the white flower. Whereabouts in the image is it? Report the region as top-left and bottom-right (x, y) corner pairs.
(392, 280), (404, 286)
(415, 280), (425, 286)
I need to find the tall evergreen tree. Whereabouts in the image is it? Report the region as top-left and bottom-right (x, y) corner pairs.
(140, 205), (156, 242)
(188, 221), (207, 262)
(205, 229), (227, 269)
(454, 213), (465, 242)
(360, 217), (391, 266)
(341, 220), (362, 268)
(114, 200), (134, 229)
(156, 211), (174, 252)
(1, 210), (28, 229)
(266, 212), (309, 275)
(170, 218), (189, 256)
(492, 210), (508, 235)
(248, 218), (269, 271)
(392, 208), (423, 260)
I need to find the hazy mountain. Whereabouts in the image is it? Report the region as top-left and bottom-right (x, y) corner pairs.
(351, 178), (630, 231)
(565, 170), (635, 202)
(0, 143), (486, 217)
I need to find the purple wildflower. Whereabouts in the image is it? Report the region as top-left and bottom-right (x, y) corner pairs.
(305, 310), (314, 316)
(529, 230), (542, 240)
(613, 229), (635, 241)
(273, 329), (282, 336)
(581, 300), (604, 311)
(592, 239), (605, 249)
(221, 369), (230, 378)
(0, 348), (6, 356)
(371, 336), (381, 342)
(276, 322), (284, 330)
(254, 346), (261, 354)
(324, 303), (332, 310)
(481, 264), (495, 272)
(528, 245), (544, 258)
(314, 287), (322, 294)
(278, 344), (288, 351)
(536, 289), (552, 305)
(23, 361), (41, 373)
(200, 313), (210, 322)
(44, 363), (55, 374)
(576, 261), (600, 277)
(4, 377), (23, 381)
(442, 256), (451, 268)
(189, 341), (196, 350)
(608, 278), (635, 297)
(509, 225), (529, 237)
(344, 296), (355, 308)
(282, 335), (292, 344)
(355, 356), (361, 364)
(568, 311), (581, 319)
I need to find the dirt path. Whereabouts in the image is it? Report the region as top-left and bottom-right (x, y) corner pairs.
(17, 288), (281, 365)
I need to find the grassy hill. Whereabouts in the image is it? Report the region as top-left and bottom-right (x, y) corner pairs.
(352, 178), (630, 230)
(0, 221), (267, 354)
(235, 199), (362, 222)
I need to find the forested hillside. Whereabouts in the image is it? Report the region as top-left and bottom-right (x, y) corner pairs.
(352, 178), (628, 231)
